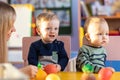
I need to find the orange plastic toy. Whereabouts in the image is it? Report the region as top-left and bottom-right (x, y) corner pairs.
(35, 63), (47, 80)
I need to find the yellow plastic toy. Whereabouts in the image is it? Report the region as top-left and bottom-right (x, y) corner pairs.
(79, 27), (84, 47)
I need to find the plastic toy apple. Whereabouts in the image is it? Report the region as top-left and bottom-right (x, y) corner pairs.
(98, 68), (113, 80)
(35, 68), (47, 80)
(44, 64), (59, 74)
(35, 62), (47, 80)
(81, 73), (96, 80)
(45, 73), (60, 80)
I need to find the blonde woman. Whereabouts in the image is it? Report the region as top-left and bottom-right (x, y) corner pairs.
(0, 1), (38, 79)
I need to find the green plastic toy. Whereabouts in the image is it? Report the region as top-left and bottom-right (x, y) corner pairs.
(37, 62), (42, 69)
(82, 64), (94, 73)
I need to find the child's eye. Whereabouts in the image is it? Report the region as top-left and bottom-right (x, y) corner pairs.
(97, 33), (102, 35)
(46, 28), (51, 30)
(55, 27), (58, 30)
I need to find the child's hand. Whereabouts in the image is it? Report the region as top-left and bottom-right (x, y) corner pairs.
(56, 64), (61, 72)
(106, 67), (115, 73)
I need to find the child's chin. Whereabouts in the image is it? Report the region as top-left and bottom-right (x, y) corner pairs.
(101, 44), (106, 46)
(49, 40), (55, 43)
(50, 38), (55, 41)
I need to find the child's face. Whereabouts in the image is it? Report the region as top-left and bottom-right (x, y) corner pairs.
(86, 22), (109, 47)
(38, 19), (60, 43)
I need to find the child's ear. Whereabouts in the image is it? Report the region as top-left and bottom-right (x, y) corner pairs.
(85, 33), (90, 41)
(36, 27), (41, 35)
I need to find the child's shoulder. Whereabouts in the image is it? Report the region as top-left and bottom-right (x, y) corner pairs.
(32, 39), (41, 44)
(81, 45), (90, 49)
(53, 39), (64, 45)
(80, 45), (96, 52)
(80, 45), (107, 54)
(31, 39), (42, 46)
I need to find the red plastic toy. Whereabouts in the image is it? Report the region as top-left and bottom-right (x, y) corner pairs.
(44, 64), (59, 74)
(98, 68), (113, 80)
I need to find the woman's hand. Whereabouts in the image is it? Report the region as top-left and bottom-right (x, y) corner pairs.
(19, 65), (38, 79)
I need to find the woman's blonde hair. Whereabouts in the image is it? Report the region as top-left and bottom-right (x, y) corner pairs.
(0, 1), (16, 63)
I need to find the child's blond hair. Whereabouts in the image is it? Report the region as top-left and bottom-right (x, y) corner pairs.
(36, 12), (59, 28)
(84, 17), (108, 34)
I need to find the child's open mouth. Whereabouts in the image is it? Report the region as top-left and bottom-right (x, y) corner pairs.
(49, 35), (55, 37)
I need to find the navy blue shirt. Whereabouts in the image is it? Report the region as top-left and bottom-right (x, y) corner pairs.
(28, 39), (69, 71)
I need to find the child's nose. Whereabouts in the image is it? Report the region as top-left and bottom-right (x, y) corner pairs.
(51, 29), (55, 33)
(103, 35), (107, 39)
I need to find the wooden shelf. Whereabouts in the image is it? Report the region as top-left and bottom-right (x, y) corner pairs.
(82, 16), (120, 31)
(82, 16), (120, 19)
(97, 16), (120, 19)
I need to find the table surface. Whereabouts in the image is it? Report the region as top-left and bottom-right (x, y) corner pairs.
(57, 72), (120, 80)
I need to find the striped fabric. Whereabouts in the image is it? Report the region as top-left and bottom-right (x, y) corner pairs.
(76, 45), (107, 73)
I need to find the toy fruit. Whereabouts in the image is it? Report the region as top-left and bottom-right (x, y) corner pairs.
(35, 62), (47, 80)
(81, 64), (96, 80)
(82, 64), (94, 73)
(98, 68), (113, 80)
(81, 73), (96, 80)
(44, 64), (59, 74)
(45, 73), (60, 80)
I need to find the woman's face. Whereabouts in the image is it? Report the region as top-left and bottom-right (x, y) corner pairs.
(7, 14), (16, 41)
(7, 26), (16, 41)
